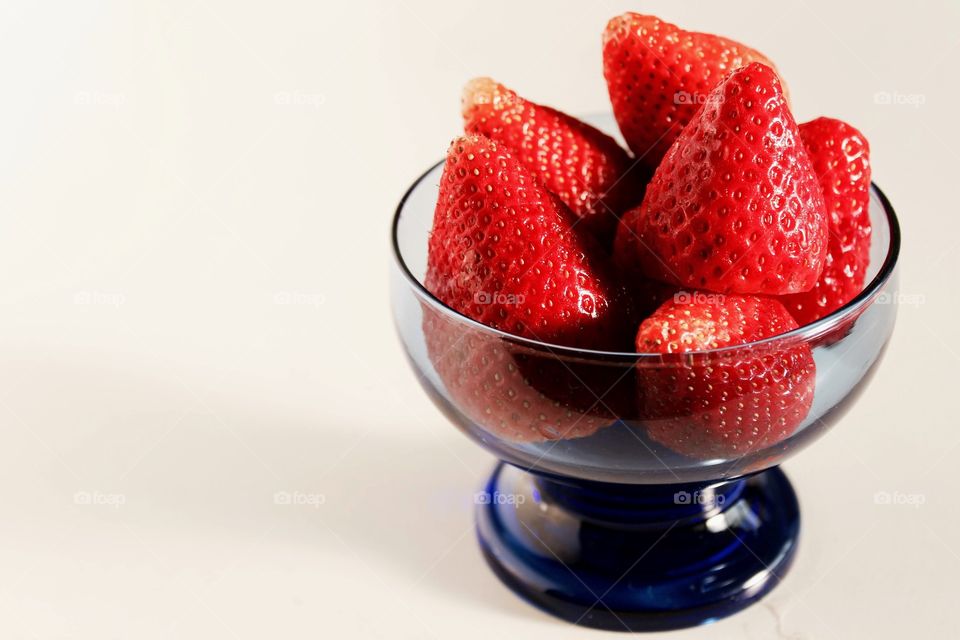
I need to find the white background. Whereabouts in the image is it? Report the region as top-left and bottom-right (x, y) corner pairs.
(0, 1), (953, 638)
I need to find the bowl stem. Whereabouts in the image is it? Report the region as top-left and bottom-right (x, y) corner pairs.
(476, 463), (800, 631)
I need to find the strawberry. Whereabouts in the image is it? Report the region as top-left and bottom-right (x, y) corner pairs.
(602, 13), (785, 168)
(635, 293), (815, 459)
(614, 62), (828, 296)
(425, 134), (633, 351)
(422, 304), (630, 443)
(462, 77), (644, 244)
(780, 118), (872, 325)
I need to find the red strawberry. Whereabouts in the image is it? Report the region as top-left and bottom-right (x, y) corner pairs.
(426, 134), (633, 351)
(614, 62), (828, 295)
(635, 293), (815, 459)
(462, 77), (644, 244)
(423, 304), (628, 443)
(602, 13), (785, 168)
(780, 118), (872, 325)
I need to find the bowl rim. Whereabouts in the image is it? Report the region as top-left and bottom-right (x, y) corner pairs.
(391, 158), (901, 360)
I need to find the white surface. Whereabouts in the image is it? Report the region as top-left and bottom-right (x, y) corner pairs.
(0, 1), (953, 638)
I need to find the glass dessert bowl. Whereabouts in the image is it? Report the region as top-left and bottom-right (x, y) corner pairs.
(390, 116), (900, 631)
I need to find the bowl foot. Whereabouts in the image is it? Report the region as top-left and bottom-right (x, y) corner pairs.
(476, 463), (799, 631)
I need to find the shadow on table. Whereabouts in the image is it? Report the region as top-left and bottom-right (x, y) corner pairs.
(34, 358), (542, 624)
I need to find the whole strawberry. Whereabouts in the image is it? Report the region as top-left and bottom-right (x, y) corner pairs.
(781, 118), (872, 325)
(603, 13), (785, 168)
(426, 135), (633, 351)
(636, 293), (816, 459)
(462, 77), (644, 244)
(615, 62), (828, 295)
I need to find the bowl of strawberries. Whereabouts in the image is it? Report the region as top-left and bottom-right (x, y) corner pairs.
(391, 13), (900, 632)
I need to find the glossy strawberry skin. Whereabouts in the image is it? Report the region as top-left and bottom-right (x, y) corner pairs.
(462, 78), (644, 244)
(780, 118), (872, 326)
(603, 13), (783, 169)
(425, 135), (633, 351)
(635, 294), (816, 459)
(615, 63), (828, 296)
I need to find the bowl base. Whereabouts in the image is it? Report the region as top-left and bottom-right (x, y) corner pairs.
(476, 463), (799, 631)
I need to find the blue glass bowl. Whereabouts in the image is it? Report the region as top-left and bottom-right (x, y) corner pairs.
(390, 116), (900, 631)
